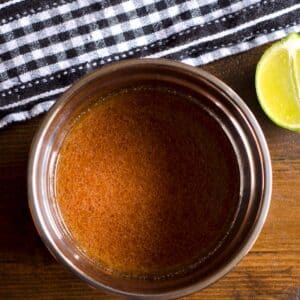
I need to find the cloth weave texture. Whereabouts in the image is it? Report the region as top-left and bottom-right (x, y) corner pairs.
(0, 0), (300, 128)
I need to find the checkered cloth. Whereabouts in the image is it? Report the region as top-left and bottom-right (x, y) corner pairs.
(0, 0), (300, 128)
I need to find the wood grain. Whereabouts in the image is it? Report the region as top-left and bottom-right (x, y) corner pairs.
(1, 45), (300, 299)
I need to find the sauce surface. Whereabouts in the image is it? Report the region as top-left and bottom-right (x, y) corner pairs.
(56, 86), (240, 276)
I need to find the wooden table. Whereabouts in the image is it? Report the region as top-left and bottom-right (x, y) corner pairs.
(1, 45), (300, 299)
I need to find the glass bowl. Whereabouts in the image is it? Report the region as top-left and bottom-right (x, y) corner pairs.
(28, 59), (272, 299)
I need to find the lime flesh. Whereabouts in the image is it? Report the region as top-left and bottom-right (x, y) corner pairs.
(256, 33), (300, 132)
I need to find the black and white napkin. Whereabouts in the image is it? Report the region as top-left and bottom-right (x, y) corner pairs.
(0, 0), (299, 128)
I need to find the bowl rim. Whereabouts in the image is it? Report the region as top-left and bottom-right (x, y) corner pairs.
(28, 58), (272, 299)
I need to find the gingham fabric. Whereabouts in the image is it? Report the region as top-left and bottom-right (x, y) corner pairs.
(0, 0), (300, 128)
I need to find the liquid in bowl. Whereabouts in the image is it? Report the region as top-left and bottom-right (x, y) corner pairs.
(55, 85), (241, 279)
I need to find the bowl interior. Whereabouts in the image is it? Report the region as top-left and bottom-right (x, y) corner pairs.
(29, 60), (270, 299)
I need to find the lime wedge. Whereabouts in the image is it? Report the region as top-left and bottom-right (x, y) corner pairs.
(256, 33), (300, 132)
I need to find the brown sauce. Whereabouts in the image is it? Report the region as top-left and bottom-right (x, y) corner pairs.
(55, 86), (240, 277)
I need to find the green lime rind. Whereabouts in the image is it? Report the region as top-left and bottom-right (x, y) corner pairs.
(255, 33), (300, 133)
